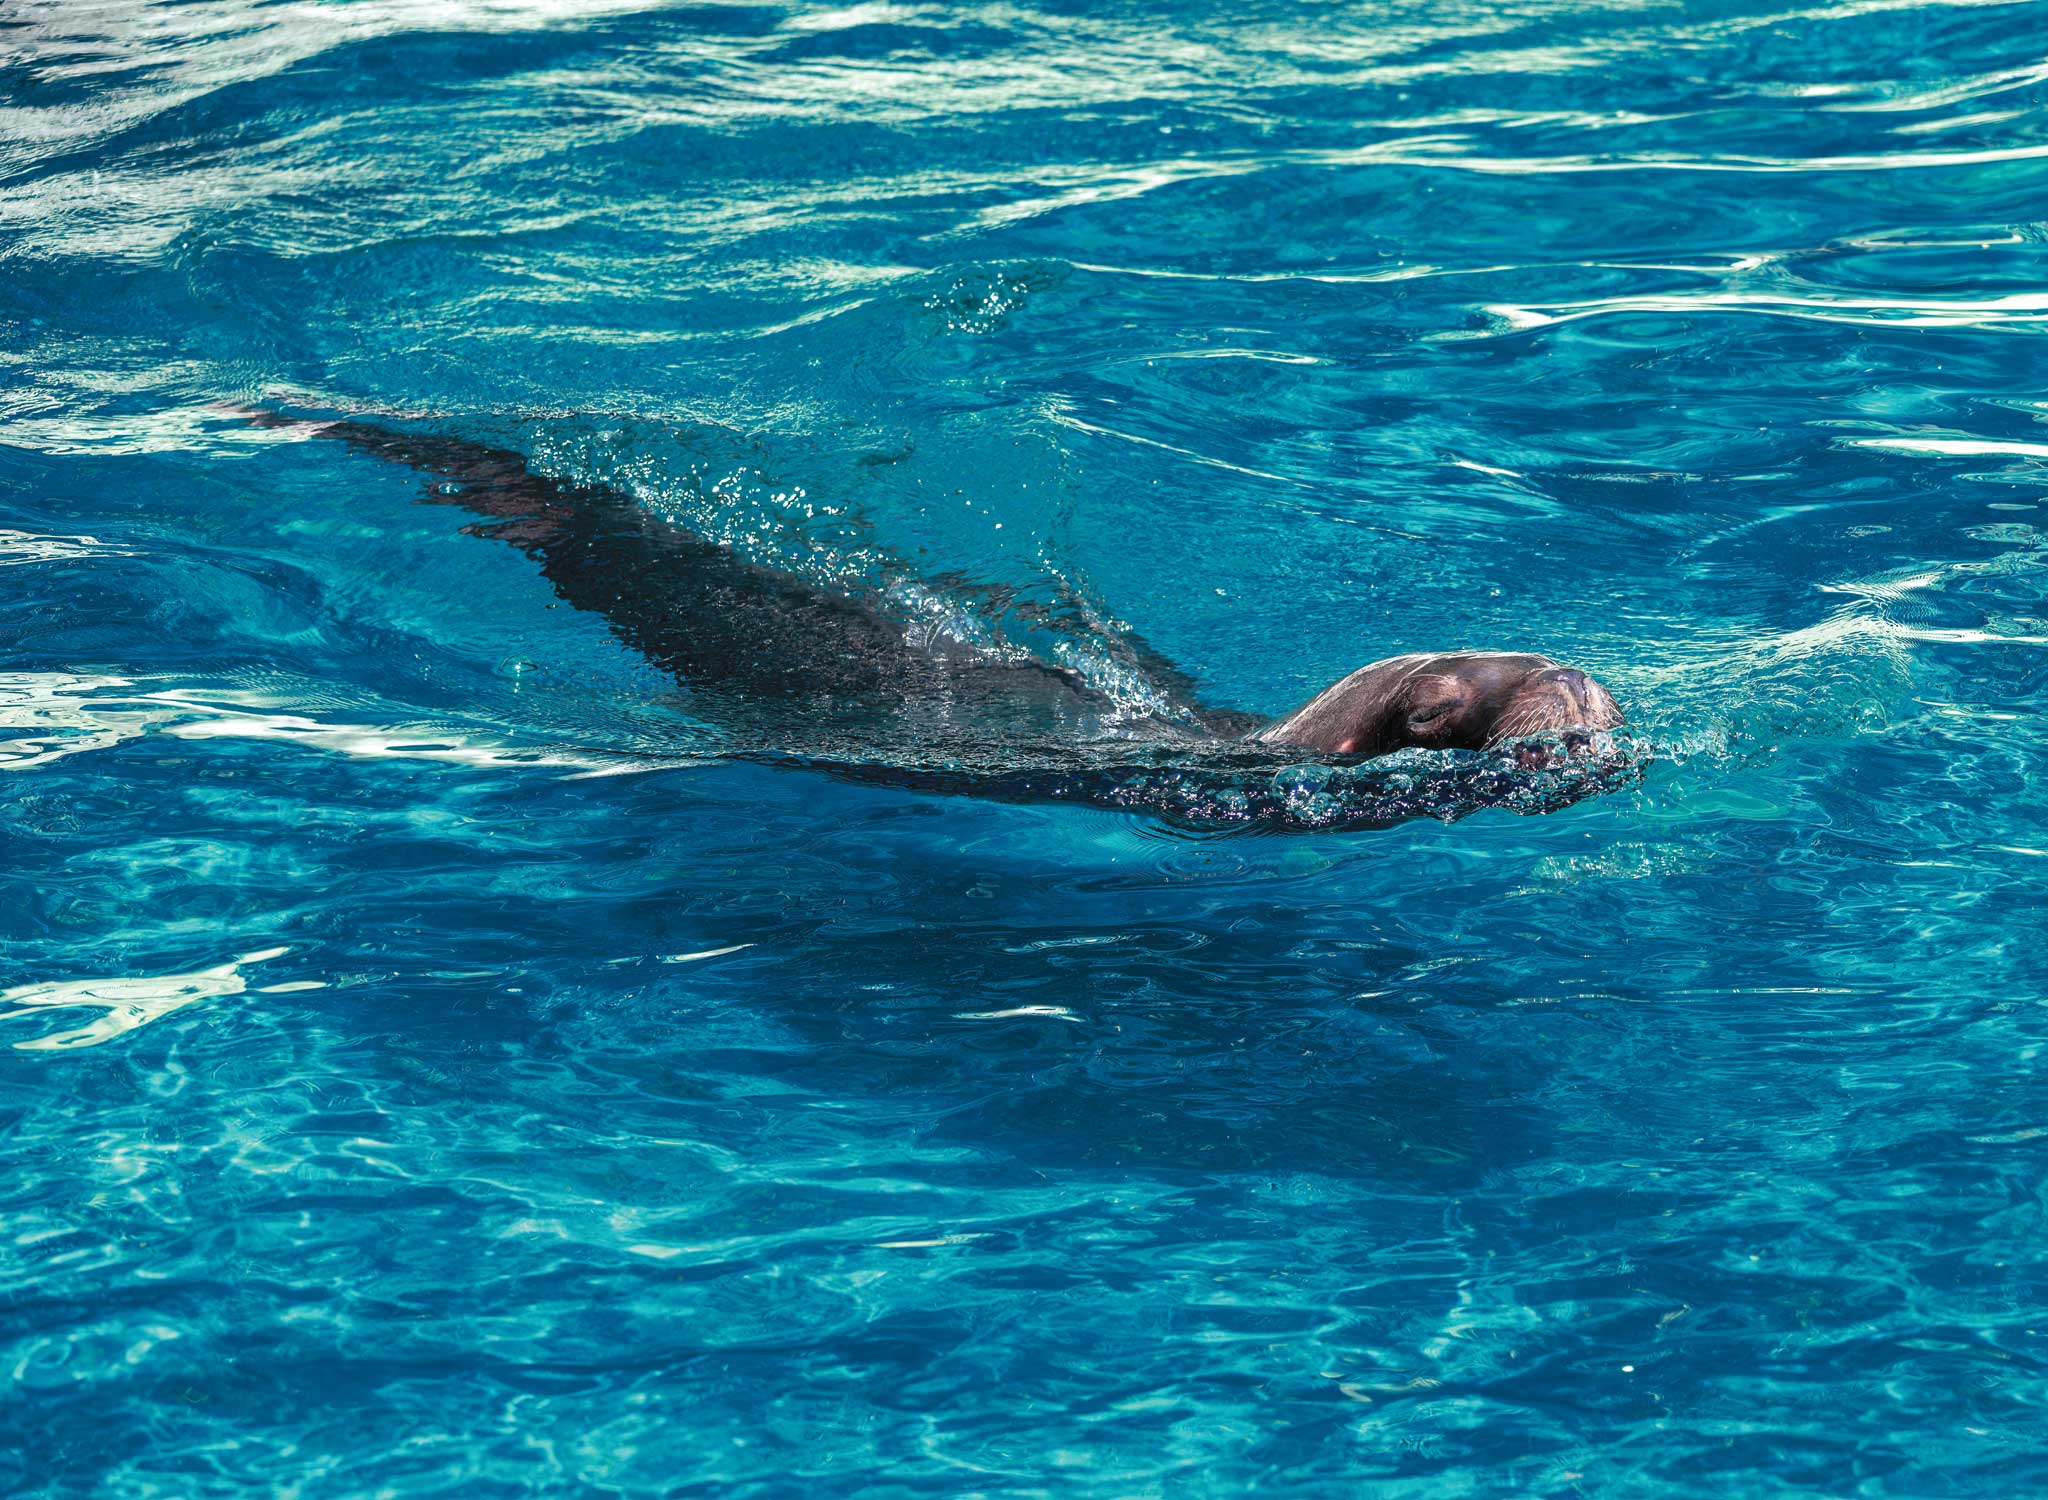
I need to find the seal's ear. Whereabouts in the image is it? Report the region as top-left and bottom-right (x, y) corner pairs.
(1403, 673), (1466, 730)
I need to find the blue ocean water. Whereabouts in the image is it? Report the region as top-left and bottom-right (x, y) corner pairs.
(6, 0), (2048, 1493)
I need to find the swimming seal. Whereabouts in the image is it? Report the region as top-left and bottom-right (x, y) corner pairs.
(1250, 651), (1625, 760)
(233, 408), (1627, 789)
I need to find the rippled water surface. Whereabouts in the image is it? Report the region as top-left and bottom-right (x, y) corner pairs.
(8, 1), (2048, 1494)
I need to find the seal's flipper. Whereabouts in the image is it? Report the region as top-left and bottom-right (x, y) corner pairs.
(235, 409), (928, 702)
(233, 410), (589, 537)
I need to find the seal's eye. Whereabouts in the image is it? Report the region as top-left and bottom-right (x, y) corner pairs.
(1400, 673), (1465, 737)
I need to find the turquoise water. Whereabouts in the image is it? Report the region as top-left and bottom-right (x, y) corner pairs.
(6, 1), (2048, 1493)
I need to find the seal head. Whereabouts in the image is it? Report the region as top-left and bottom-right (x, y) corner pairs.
(1249, 651), (1624, 760)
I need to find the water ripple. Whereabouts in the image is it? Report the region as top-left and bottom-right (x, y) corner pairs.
(7, 0), (2048, 1493)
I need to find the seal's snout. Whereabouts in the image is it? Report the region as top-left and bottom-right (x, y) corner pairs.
(1535, 665), (1622, 730)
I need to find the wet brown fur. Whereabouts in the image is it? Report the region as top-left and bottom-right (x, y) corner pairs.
(1248, 651), (1624, 759)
